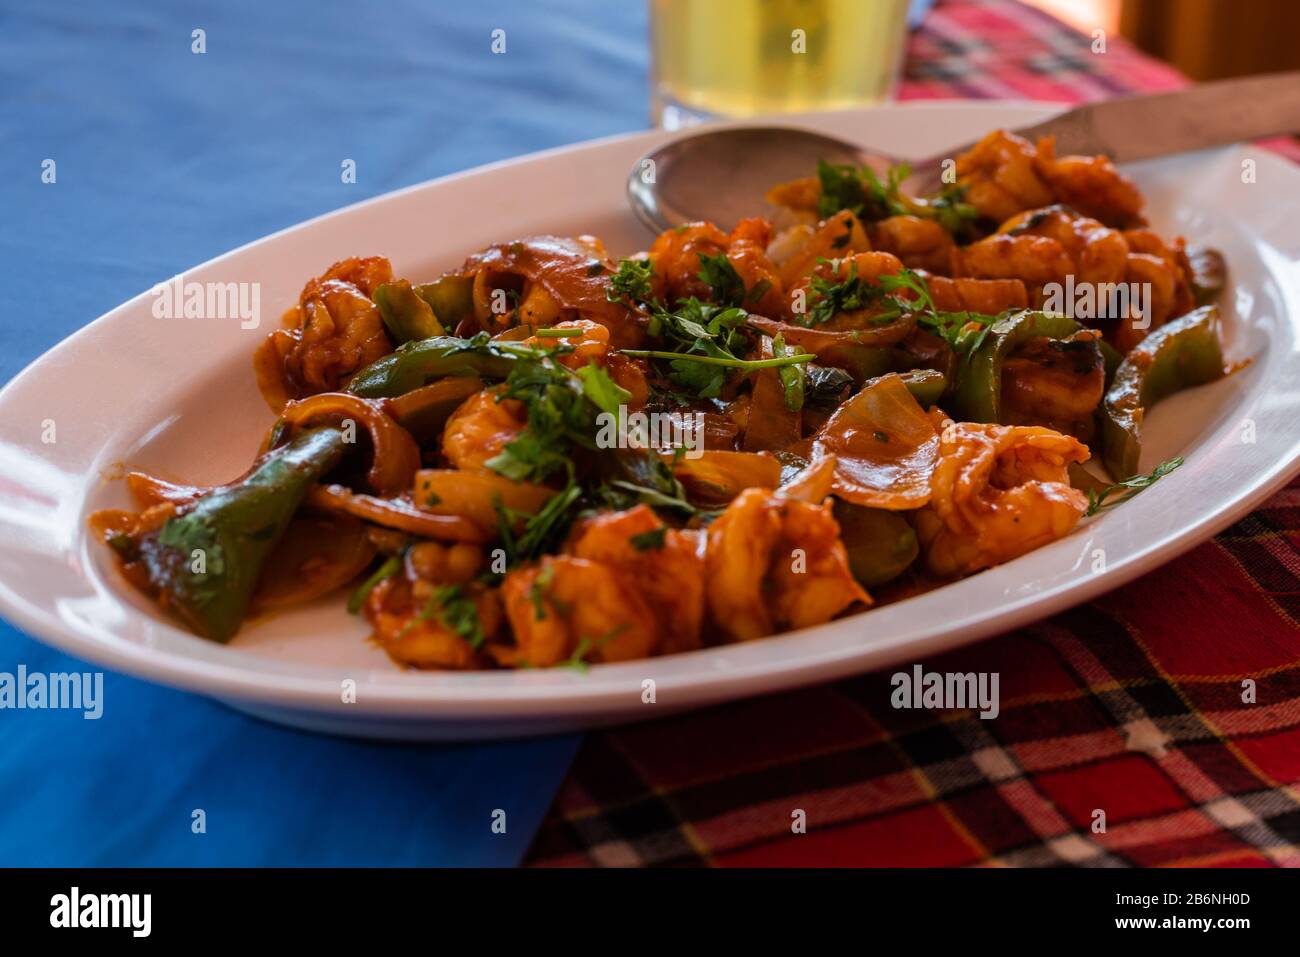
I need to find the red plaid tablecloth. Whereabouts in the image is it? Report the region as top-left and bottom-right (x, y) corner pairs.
(526, 0), (1300, 867)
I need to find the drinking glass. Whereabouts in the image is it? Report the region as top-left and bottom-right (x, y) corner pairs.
(649, 0), (911, 129)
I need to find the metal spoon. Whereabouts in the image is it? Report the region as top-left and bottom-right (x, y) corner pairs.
(627, 70), (1300, 234)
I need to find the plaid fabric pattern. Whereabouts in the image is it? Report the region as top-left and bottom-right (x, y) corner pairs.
(525, 0), (1300, 867)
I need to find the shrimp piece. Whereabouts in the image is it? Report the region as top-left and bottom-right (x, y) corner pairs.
(567, 505), (706, 654)
(956, 206), (1128, 298)
(784, 251), (906, 324)
(777, 210), (871, 287)
(261, 256), (394, 398)
(764, 176), (822, 214)
(649, 222), (731, 303)
(955, 131), (1057, 225)
(649, 219), (785, 313)
(704, 488), (869, 642)
(1116, 253), (1178, 351)
(926, 276), (1028, 314)
(914, 422), (1090, 578)
(498, 556), (658, 667)
(766, 223), (817, 267)
(870, 215), (957, 275)
(406, 541), (486, 585)
(520, 319), (649, 406)
(1123, 228), (1196, 323)
(1035, 137), (1144, 228)
(955, 233), (1075, 286)
(473, 268), (563, 331)
(727, 217), (786, 315)
(364, 575), (501, 669)
(955, 130), (1143, 228)
(441, 387), (527, 471)
(998, 206), (1129, 286)
(1001, 330), (1106, 439)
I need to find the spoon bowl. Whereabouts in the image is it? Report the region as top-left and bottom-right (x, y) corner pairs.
(627, 125), (926, 234)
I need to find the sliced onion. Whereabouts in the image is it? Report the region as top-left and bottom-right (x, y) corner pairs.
(126, 472), (206, 507)
(747, 314), (917, 353)
(666, 451), (781, 504)
(307, 484), (489, 543)
(254, 511), (377, 610)
(777, 455), (838, 504)
(414, 469), (556, 534)
(812, 373), (940, 510)
(271, 392), (421, 497)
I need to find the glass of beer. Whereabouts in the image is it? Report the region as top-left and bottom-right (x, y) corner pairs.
(649, 0), (911, 129)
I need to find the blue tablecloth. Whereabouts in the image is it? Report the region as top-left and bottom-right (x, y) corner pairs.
(0, 0), (652, 866)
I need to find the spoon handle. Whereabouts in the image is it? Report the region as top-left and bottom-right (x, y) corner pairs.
(1011, 70), (1300, 163)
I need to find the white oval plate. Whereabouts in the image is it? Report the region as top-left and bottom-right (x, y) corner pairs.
(2, 102), (1299, 740)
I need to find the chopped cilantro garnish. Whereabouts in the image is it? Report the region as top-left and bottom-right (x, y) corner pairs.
(629, 526), (668, 551)
(773, 334), (805, 412)
(814, 159), (978, 238)
(575, 363), (632, 417)
(607, 257), (656, 305)
(347, 554), (402, 614)
(420, 584), (486, 649)
(627, 298), (812, 400)
(696, 252), (746, 306)
(1086, 458), (1184, 516)
(800, 261), (887, 327)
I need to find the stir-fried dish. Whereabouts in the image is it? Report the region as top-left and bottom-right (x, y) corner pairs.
(93, 130), (1230, 670)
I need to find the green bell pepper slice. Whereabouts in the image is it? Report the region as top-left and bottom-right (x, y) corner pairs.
(833, 500), (919, 587)
(414, 274), (475, 329)
(1186, 245), (1227, 307)
(375, 279), (445, 344)
(951, 310), (1104, 423)
(1101, 305), (1224, 480)
(137, 427), (347, 642)
(896, 369), (947, 408)
(347, 335), (517, 398)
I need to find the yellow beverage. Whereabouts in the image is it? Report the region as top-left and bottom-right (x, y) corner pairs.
(650, 0), (910, 127)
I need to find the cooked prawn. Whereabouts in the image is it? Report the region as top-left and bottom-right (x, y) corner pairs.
(259, 256), (394, 400)
(364, 575), (501, 669)
(519, 319), (649, 406)
(566, 505), (706, 654)
(497, 556), (657, 667)
(441, 387), (527, 471)
(914, 421), (1090, 578)
(1001, 330), (1106, 438)
(870, 215), (957, 275)
(704, 488), (869, 641)
(955, 130), (1143, 228)
(650, 218), (785, 313)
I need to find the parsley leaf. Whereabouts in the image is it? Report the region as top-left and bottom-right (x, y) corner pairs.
(627, 299), (813, 400)
(800, 260), (888, 327)
(608, 257), (656, 305)
(816, 159), (911, 221)
(697, 252), (746, 307)
(346, 554), (402, 614)
(1086, 458), (1184, 516)
(484, 349), (603, 483)
(629, 526), (667, 551)
(816, 160), (868, 219)
(575, 363), (632, 417)
(773, 334), (805, 412)
(420, 584), (486, 649)
(494, 481), (585, 566)
(815, 160), (978, 238)
(927, 182), (980, 238)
